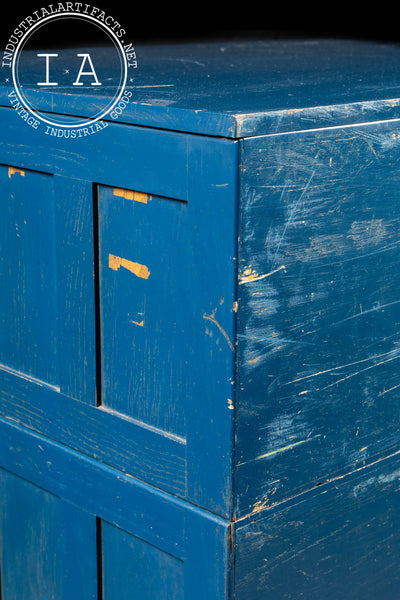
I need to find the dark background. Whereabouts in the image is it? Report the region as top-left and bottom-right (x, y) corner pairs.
(1, 1), (399, 48)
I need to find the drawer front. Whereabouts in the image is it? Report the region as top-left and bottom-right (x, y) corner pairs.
(0, 166), (58, 387)
(101, 522), (184, 600)
(98, 184), (189, 438)
(0, 106), (239, 516)
(0, 468), (98, 600)
(0, 418), (231, 600)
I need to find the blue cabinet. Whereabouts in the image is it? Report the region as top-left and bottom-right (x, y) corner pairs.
(1, 38), (400, 598)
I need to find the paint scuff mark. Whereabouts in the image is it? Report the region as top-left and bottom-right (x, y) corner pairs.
(203, 307), (234, 352)
(8, 166), (25, 178)
(347, 219), (386, 249)
(255, 435), (319, 461)
(251, 480), (281, 515)
(239, 264), (286, 285)
(227, 398), (234, 410)
(331, 298), (400, 327)
(134, 84), (175, 88)
(113, 188), (151, 204)
(130, 319), (144, 327)
(109, 254), (150, 279)
(353, 467), (400, 497)
(271, 171), (315, 265)
(251, 496), (270, 515)
(284, 348), (400, 389)
(379, 383), (400, 397)
(248, 356), (261, 365)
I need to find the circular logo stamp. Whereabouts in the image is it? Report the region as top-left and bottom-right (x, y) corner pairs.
(2, 4), (138, 137)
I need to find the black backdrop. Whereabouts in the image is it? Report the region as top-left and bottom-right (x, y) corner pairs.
(1, 1), (398, 48)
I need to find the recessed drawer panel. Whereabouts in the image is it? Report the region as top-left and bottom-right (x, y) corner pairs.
(0, 164), (58, 387)
(0, 467), (97, 600)
(98, 185), (189, 438)
(102, 521), (184, 600)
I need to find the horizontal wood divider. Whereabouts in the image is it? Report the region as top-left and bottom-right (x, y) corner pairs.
(0, 368), (186, 497)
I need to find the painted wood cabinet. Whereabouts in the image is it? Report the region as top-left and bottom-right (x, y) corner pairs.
(1, 38), (400, 598)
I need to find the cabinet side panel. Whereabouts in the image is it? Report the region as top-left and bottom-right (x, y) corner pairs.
(235, 451), (400, 599)
(237, 122), (400, 517)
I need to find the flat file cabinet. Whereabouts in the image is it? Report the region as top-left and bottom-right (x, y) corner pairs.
(2, 38), (400, 599)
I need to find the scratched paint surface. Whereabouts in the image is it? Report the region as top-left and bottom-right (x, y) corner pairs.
(235, 451), (400, 599)
(236, 122), (400, 517)
(4, 40), (400, 138)
(0, 164), (59, 387)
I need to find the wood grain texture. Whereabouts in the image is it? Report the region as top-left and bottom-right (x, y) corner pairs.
(0, 468), (97, 600)
(98, 185), (189, 436)
(3, 38), (400, 600)
(2, 41), (400, 137)
(0, 417), (231, 600)
(102, 522), (184, 600)
(235, 450), (400, 599)
(0, 368), (186, 496)
(0, 113), (239, 516)
(0, 164), (58, 387)
(236, 120), (400, 517)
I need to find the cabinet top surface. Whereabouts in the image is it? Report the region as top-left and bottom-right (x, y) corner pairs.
(2, 38), (400, 137)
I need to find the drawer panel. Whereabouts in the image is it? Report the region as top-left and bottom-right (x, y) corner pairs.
(0, 418), (231, 600)
(0, 165), (58, 387)
(0, 469), (97, 600)
(98, 185), (189, 436)
(0, 168), (97, 404)
(0, 112), (239, 515)
(102, 521), (184, 600)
